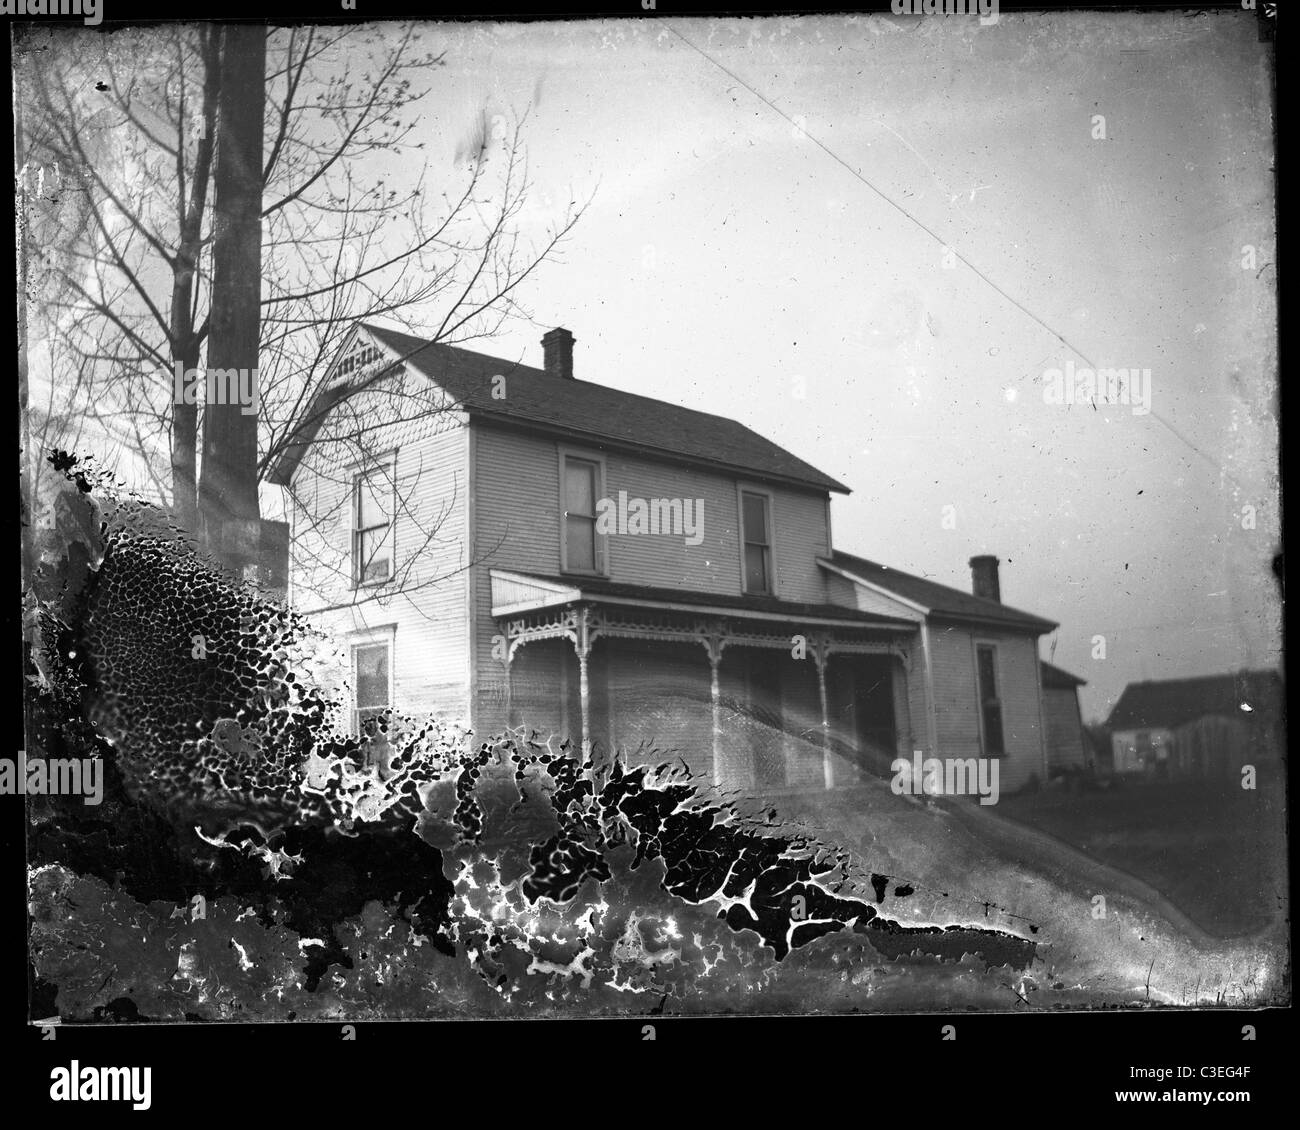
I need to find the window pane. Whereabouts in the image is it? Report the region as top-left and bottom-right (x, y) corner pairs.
(976, 646), (1003, 753)
(742, 492), (768, 543)
(355, 645), (389, 708)
(566, 515), (595, 571)
(359, 526), (392, 582)
(976, 647), (998, 700)
(745, 544), (769, 594)
(357, 472), (390, 529)
(565, 460), (596, 516)
(982, 703), (1005, 754)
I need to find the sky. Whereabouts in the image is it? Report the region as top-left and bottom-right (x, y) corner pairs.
(393, 10), (1278, 721)
(25, 10), (1279, 722)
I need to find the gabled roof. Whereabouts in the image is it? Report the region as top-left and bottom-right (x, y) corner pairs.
(820, 549), (1058, 634)
(269, 322), (850, 494)
(1041, 660), (1086, 689)
(1105, 670), (1284, 732)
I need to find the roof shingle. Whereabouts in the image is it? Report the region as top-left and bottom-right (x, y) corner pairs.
(825, 549), (1057, 633)
(358, 323), (850, 494)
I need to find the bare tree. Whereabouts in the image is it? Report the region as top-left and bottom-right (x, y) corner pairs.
(17, 22), (586, 572)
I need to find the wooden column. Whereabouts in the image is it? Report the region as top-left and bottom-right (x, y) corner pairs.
(813, 635), (834, 790)
(575, 607), (592, 760)
(701, 624), (728, 787)
(604, 645), (616, 755)
(503, 640), (514, 730)
(560, 641), (571, 739)
(893, 654), (913, 758)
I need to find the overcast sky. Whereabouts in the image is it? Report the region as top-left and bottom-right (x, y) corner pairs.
(28, 10), (1277, 722)
(385, 9), (1276, 721)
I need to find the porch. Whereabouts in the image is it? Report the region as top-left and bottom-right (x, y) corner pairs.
(485, 570), (921, 792)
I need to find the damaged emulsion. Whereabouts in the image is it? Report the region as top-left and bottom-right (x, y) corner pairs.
(25, 453), (1036, 1020)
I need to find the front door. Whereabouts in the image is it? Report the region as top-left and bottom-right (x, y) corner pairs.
(853, 657), (897, 773)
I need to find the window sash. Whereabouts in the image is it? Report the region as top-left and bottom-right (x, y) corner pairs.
(741, 491), (772, 594)
(354, 643), (390, 708)
(355, 526), (392, 584)
(565, 459), (597, 517)
(744, 543), (770, 594)
(976, 645), (1005, 754)
(353, 467), (393, 585)
(562, 456), (603, 572)
(352, 642), (392, 762)
(566, 515), (597, 572)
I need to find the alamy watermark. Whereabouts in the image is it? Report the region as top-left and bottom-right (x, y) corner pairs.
(890, 749), (1000, 805)
(2, 751), (103, 805)
(1, 0), (102, 26)
(891, 0), (1000, 27)
(49, 1062), (151, 1110)
(595, 491), (705, 546)
(1041, 359), (1152, 416)
(172, 362), (259, 416)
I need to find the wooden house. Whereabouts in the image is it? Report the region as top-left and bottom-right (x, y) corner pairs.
(273, 323), (1073, 796)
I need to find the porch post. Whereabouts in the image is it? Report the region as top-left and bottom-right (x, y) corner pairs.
(813, 635), (834, 790)
(892, 653), (913, 758)
(504, 649), (513, 729)
(575, 606), (592, 759)
(701, 623), (727, 787)
(710, 650), (722, 775)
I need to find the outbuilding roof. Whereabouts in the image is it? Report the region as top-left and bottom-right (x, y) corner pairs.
(1105, 670), (1284, 731)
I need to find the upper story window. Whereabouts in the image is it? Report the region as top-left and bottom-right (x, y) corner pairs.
(975, 643), (1005, 755)
(561, 453), (605, 574)
(740, 489), (773, 595)
(353, 464), (394, 585)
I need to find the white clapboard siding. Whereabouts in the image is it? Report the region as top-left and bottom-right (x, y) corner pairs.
(471, 423), (832, 600)
(287, 379), (472, 722)
(469, 421), (836, 732)
(928, 624), (1044, 793)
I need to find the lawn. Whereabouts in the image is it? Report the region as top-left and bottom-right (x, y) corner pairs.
(995, 771), (1288, 937)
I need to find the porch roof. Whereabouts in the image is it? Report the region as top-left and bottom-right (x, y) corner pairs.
(489, 569), (919, 633)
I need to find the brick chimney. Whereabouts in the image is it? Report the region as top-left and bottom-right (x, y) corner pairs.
(970, 555), (1001, 603)
(541, 327), (575, 380)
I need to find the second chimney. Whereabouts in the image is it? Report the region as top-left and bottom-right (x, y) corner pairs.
(970, 555), (1001, 603)
(542, 327), (575, 380)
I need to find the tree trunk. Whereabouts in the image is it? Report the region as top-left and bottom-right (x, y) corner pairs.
(199, 24), (266, 570)
(169, 28), (221, 536)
